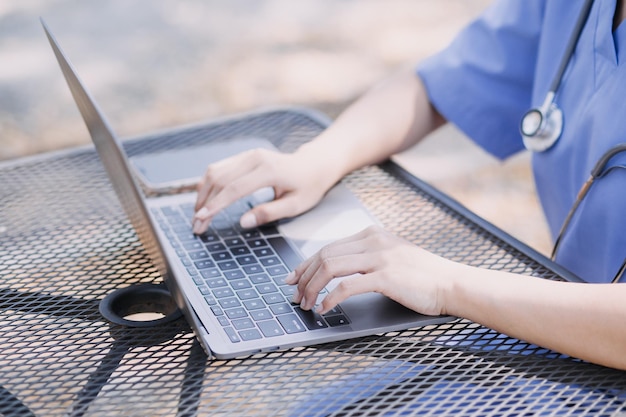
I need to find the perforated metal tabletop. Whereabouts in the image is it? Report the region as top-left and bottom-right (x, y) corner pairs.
(0, 108), (624, 416)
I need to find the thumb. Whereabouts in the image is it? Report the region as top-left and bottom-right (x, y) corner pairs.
(239, 196), (309, 229)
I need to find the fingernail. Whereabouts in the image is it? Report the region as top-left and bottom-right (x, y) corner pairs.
(192, 219), (204, 235)
(284, 271), (296, 284)
(300, 296), (308, 310)
(239, 212), (257, 229)
(195, 207), (210, 220)
(314, 305), (327, 315)
(291, 287), (300, 304)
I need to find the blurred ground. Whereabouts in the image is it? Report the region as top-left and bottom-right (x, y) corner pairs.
(0, 0), (552, 254)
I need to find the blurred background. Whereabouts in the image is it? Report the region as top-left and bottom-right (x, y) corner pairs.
(0, 0), (552, 254)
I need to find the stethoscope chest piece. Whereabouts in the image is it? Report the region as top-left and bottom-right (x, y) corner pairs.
(520, 0), (594, 153)
(521, 100), (563, 152)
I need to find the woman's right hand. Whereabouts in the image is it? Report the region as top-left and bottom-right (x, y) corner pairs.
(191, 70), (442, 235)
(192, 147), (339, 235)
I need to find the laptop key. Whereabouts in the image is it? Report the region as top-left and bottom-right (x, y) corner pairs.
(225, 307), (248, 319)
(189, 250), (211, 260)
(183, 241), (204, 251)
(243, 299), (265, 311)
(218, 260), (238, 271)
(236, 255), (258, 266)
(224, 269), (245, 280)
(262, 293), (284, 305)
(256, 283), (278, 294)
(248, 238), (268, 248)
(260, 257), (281, 267)
(294, 307), (328, 330)
(250, 273), (271, 284)
(269, 303), (292, 315)
(238, 329), (262, 341)
(325, 314), (350, 327)
(272, 275), (289, 286)
(231, 279), (252, 290)
(206, 277), (228, 288)
(205, 242), (226, 252)
(241, 230), (260, 239)
(213, 287), (235, 298)
(217, 316), (230, 327)
(199, 232), (219, 243)
(231, 246), (251, 256)
(194, 259), (215, 269)
(224, 237), (245, 247)
(213, 251), (232, 261)
(236, 289), (258, 300)
(259, 225), (280, 236)
(250, 309), (273, 321)
(280, 286), (296, 297)
(223, 327), (240, 343)
(253, 247), (273, 258)
(217, 227), (238, 237)
(266, 266), (288, 276)
(243, 265), (264, 275)
(200, 268), (222, 279)
(276, 314), (306, 334)
(218, 297), (242, 309)
(257, 319), (285, 337)
(232, 318), (255, 330)
(173, 229), (196, 241)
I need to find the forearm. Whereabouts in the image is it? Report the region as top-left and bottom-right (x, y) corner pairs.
(295, 68), (445, 185)
(445, 263), (626, 370)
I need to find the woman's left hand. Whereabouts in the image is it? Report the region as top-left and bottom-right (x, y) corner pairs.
(285, 225), (456, 316)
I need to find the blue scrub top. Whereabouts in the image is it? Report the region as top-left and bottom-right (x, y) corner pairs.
(417, 0), (626, 283)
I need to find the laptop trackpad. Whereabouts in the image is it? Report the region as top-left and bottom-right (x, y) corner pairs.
(277, 183), (378, 258)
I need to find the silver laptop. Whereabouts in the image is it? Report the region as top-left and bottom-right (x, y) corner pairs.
(42, 20), (452, 359)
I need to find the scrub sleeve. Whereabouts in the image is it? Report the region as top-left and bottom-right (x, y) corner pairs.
(416, 0), (546, 160)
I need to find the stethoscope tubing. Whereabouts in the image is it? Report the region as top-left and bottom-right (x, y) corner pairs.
(548, 0), (595, 94)
(520, 0), (595, 150)
(550, 143), (626, 283)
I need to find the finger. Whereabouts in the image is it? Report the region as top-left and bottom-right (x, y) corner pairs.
(193, 167), (273, 234)
(194, 153), (260, 212)
(195, 147), (278, 213)
(289, 235), (363, 290)
(287, 228), (374, 291)
(294, 227), (390, 307)
(315, 271), (382, 315)
(301, 249), (380, 310)
(239, 194), (309, 229)
(298, 250), (376, 311)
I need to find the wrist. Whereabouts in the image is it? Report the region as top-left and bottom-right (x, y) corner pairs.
(294, 136), (352, 189)
(436, 259), (478, 318)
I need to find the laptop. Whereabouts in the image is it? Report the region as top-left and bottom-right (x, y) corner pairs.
(42, 20), (453, 359)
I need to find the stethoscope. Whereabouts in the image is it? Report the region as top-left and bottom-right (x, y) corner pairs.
(520, 0), (594, 152)
(519, 0), (626, 283)
(550, 143), (626, 283)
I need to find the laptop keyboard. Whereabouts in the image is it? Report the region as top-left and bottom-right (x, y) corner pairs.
(151, 200), (350, 343)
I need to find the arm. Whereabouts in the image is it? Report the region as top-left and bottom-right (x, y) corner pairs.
(193, 68), (444, 233)
(287, 226), (626, 370)
(294, 67), (445, 184)
(447, 264), (626, 370)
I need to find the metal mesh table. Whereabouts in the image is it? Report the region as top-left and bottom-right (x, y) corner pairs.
(0, 107), (624, 416)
